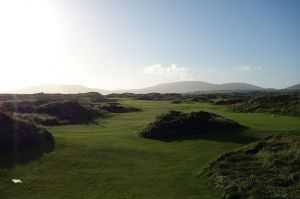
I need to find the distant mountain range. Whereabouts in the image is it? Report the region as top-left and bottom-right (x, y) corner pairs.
(127, 81), (263, 94)
(7, 84), (107, 94)
(4, 81), (300, 94)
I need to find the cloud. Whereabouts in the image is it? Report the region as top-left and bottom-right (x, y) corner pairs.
(140, 64), (195, 80)
(235, 65), (262, 72)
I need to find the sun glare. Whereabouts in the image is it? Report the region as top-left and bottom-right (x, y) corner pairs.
(0, 0), (64, 91)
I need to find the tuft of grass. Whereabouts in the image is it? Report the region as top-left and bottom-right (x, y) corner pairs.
(203, 133), (300, 199)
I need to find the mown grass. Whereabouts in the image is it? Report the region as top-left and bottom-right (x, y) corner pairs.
(0, 99), (300, 199)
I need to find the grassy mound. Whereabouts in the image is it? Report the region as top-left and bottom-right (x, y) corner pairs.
(231, 95), (300, 116)
(14, 113), (62, 126)
(0, 92), (112, 103)
(203, 133), (300, 199)
(136, 93), (182, 101)
(105, 92), (137, 98)
(0, 112), (54, 168)
(100, 102), (141, 113)
(0, 100), (105, 125)
(37, 100), (102, 125)
(139, 110), (241, 140)
(106, 92), (216, 102)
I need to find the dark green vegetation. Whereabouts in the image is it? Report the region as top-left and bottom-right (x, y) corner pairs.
(0, 97), (300, 199)
(108, 92), (300, 117)
(203, 133), (300, 199)
(231, 95), (300, 117)
(107, 92), (183, 101)
(0, 93), (140, 125)
(0, 112), (54, 168)
(107, 92), (223, 102)
(0, 100), (104, 125)
(139, 110), (244, 140)
(0, 93), (141, 168)
(100, 102), (141, 113)
(0, 92), (111, 102)
(285, 83), (300, 91)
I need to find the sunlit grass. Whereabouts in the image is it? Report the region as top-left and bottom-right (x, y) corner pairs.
(0, 99), (299, 199)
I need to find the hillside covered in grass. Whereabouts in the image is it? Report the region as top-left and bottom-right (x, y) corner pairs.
(230, 95), (300, 116)
(0, 93), (141, 126)
(139, 110), (243, 140)
(203, 133), (300, 199)
(0, 112), (54, 168)
(0, 100), (105, 125)
(0, 92), (111, 103)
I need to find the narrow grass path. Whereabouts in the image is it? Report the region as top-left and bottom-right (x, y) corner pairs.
(0, 100), (299, 199)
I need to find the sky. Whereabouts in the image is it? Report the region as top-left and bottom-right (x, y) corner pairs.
(0, 0), (299, 91)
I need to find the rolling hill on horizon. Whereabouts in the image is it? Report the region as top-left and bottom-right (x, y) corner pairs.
(127, 81), (264, 94)
(285, 83), (300, 90)
(6, 84), (108, 95)
(4, 81), (300, 95)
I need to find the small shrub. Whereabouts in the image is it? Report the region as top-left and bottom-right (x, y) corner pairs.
(139, 110), (241, 140)
(101, 103), (141, 113)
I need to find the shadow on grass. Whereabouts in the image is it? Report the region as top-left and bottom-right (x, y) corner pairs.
(0, 139), (55, 169)
(150, 126), (257, 144)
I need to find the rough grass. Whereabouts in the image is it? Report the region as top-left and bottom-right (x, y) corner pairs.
(100, 102), (141, 113)
(139, 110), (243, 140)
(203, 133), (300, 199)
(0, 99), (140, 125)
(231, 95), (300, 117)
(0, 100), (103, 125)
(0, 100), (300, 199)
(0, 112), (54, 168)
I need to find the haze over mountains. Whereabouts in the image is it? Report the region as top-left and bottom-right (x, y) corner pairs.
(285, 83), (300, 90)
(5, 81), (300, 95)
(128, 81), (263, 94)
(7, 84), (107, 95)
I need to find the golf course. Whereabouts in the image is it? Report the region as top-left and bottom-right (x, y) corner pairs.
(1, 99), (299, 199)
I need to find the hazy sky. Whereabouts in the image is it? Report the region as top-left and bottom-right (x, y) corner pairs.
(0, 0), (299, 91)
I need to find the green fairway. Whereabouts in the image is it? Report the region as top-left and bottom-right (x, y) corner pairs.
(1, 100), (300, 199)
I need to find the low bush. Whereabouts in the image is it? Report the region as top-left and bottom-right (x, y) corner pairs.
(139, 110), (241, 140)
(135, 93), (182, 101)
(105, 93), (137, 98)
(100, 103), (141, 113)
(37, 100), (102, 124)
(214, 99), (245, 105)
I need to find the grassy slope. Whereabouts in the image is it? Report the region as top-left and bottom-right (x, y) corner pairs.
(0, 100), (300, 199)
(204, 133), (300, 198)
